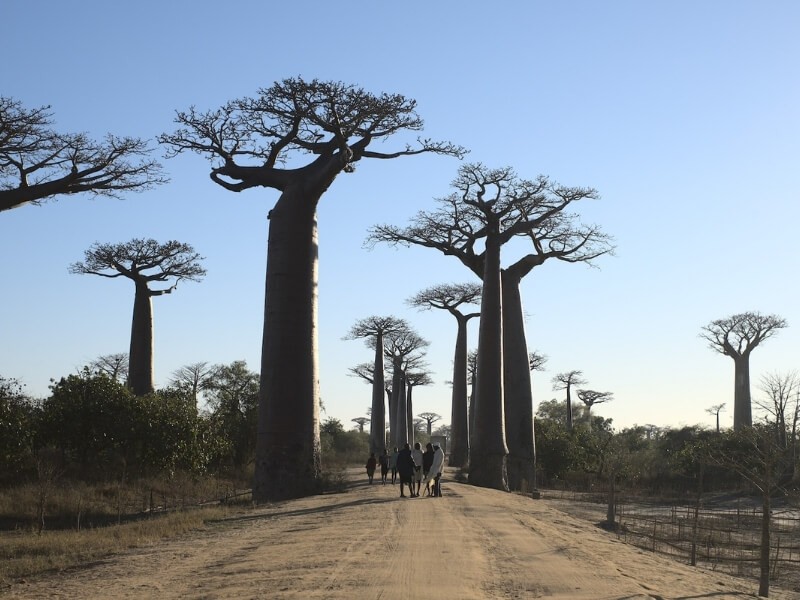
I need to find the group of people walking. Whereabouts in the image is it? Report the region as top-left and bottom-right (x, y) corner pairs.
(365, 441), (444, 497)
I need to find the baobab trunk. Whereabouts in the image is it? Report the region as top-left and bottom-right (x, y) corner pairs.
(733, 354), (752, 430)
(449, 316), (470, 467)
(406, 383), (413, 446)
(469, 232), (509, 491)
(370, 331), (386, 454)
(128, 280), (155, 396)
(253, 185), (321, 502)
(392, 358), (406, 447)
(501, 271), (535, 491)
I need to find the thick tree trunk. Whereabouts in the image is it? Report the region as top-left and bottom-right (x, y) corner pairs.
(128, 281), (155, 396)
(392, 358), (406, 448)
(449, 315), (470, 467)
(501, 271), (535, 491)
(733, 354), (752, 430)
(469, 231), (508, 491)
(566, 385), (574, 431)
(370, 332), (386, 454)
(406, 384), (413, 446)
(253, 185), (322, 502)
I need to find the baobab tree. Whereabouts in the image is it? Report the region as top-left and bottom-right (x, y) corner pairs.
(351, 417), (369, 433)
(160, 77), (463, 501)
(384, 325), (429, 448)
(417, 412), (442, 436)
(369, 164), (613, 491)
(0, 96), (165, 213)
(705, 403), (726, 433)
(344, 316), (404, 454)
(700, 312), (787, 430)
(405, 368), (433, 445)
(576, 389), (613, 421)
(70, 238), (206, 396)
(407, 282), (480, 467)
(552, 370), (587, 432)
(88, 353), (129, 382)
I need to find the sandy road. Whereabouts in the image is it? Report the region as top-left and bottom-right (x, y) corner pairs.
(4, 468), (794, 599)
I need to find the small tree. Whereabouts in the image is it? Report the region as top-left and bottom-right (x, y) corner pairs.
(88, 353), (129, 382)
(169, 362), (213, 408)
(70, 239), (206, 396)
(0, 97), (165, 212)
(700, 312), (787, 430)
(706, 403), (726, 434)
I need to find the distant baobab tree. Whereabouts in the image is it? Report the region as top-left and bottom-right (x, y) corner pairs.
(700, 311), (787, 430)
(417, 412), (442, 436)
(0, 96), (165, 213)
(70, 238), (206, 396)
(705, 403), (726, 433)
(576, 389), (613, 421)
(345, 316), (404, 454)
(408, 282), (480, 468)
(160, 77), (464, 502)
(89, 353), (129, 382)
(552, 371), (587, 432)
(369, 163), (613, 492)
(351, 417), (370, 433)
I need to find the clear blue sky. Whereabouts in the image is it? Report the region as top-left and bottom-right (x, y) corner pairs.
(2, 1), (799, 433)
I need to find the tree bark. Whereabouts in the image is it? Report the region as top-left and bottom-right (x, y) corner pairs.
(392, 357), (406, 448)
(370, 332), (386, 454)
(128, 280), (155, 396)
(733, 354), (752, 430)
(449, 314), (470, 467)
(469, 229), (508, 491)
(253, 184), (322, 501)
(501, 270), (535, 491)
(406, 383), (413, 446)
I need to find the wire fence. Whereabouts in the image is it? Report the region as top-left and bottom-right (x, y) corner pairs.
(545, 489), (800, 592)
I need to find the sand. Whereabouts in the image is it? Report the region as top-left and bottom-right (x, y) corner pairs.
(4, 467), (795, 599)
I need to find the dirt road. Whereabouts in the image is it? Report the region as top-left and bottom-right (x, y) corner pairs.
(5, 469), (793, 599)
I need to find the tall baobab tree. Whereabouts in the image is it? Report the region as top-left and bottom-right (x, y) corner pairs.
(404, 367), (433, 445)
(0, 97), (165, 213)
(407, 282), (480, 467)
(160, 77), (464, 501)
(576, 389), (613, 421)
(705, 403), (726, 434)
(384, 325), (429, 448)
(552, 370), (587, 432)
(700, 312), (787, 430)
(70, 239), (206, 396)
(369, 164), (613, 491)
(345, 316), (404, 454)
(417, 412), (442, 436)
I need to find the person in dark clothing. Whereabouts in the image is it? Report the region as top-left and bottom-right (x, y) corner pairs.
(365, 452), (377, 484)
(378, 448), (390, 484)
(395, 442), (417, 498)
(422, 442), (434, 496)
